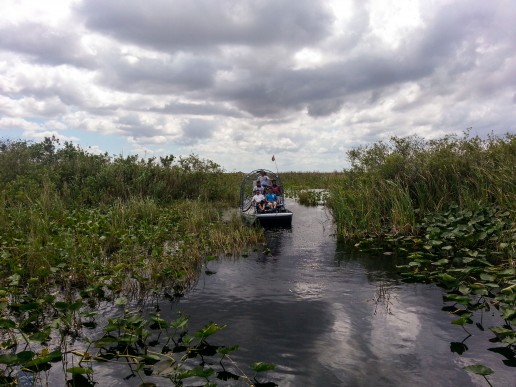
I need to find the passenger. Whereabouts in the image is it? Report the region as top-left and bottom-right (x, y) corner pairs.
(270, 180), (283, 206)
(253, 180), (264, 193)
(252, 189), (266, 212)
(257, 170), (271, 188)
(264, 187), (277, 210)
(269, 180), (282, 195)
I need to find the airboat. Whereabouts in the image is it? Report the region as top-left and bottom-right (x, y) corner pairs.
(240, 169), (293, 226)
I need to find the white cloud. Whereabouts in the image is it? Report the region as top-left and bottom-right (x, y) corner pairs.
(0, 0), (514, 171)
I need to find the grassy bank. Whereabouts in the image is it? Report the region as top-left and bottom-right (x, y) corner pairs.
(327, 132), (515, 239)
(326, 132), (515, 376)
(0, 138), (262, 293)
(0, 138), (269, 385)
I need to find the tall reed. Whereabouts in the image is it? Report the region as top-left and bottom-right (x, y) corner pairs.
(0, 138), (262, 293)
(327, 132), (515, 239)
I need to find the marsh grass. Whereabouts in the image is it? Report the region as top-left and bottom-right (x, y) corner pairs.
(327, 132), (515, 240)
(332, 133), (515, 373)
(0, 138), (263, 308)
(0, 138), (269, 384)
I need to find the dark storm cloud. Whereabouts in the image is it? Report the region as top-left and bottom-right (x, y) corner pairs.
(150, 101), (245, 118)
(208, 0), (516, 118)
(97, 53), (219, 94)
(115, 114), (163, 137)
(177, 119), (215, 145)
(0, 22), (95, 68)
(30, 0), (512, 123)
(215, 54), (427, 117)
(76, 0), (333, 50)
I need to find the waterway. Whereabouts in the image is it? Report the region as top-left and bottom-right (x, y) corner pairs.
(163, 199), (513, 387)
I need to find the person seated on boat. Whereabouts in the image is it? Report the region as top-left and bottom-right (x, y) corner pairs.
(269, 180), (283, 206)
(257, 170), (271, 188)
(253, 180), (264, 193)
(252, 189), (266, 212)
(270, 180), (282, 195)
(264, 187), (277, 210)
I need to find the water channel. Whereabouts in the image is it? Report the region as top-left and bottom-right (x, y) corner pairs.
(162, 199), (513, 387)
(75, 199), (513, 387)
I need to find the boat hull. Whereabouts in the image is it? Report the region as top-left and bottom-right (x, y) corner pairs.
(242, 210), (293, 226)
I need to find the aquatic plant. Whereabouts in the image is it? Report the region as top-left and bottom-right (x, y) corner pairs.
(0, 137), (269, 385)
(332, 132), (515, 377)
(355, 204), (515, 373)
(0, 295), (277, 386)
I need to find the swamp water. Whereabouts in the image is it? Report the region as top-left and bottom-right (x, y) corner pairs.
(38, 200), (513, 386)
(168, 200), (513, 387)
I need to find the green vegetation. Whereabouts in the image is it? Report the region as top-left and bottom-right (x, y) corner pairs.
(327, 132), (515, 373)
(297, 190), (328, 206)
(0, 137), (269, 385)
(1, 133), (514, 383)
(327, 132), (514, 238)
(280, 171), (346, 191)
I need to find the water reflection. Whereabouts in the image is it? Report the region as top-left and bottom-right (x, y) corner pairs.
(160, 200), (513, 387)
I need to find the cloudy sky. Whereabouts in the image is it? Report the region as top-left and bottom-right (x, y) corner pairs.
(0, 0), (514, 171)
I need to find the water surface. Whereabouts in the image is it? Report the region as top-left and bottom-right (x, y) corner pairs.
(165, 199), (513, 386)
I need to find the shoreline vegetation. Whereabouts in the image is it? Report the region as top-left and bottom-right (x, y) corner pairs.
(326, 131), (515, 382)
(0, 137), (269, 385)
(0, 132), (514, 385)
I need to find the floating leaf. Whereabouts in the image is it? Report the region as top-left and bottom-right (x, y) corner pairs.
(472, 288), (488, 296)
(250, 361), (276, 373)
(463, 365), (493, 376)
(171, 315), (189, 330)
(480, 273), (496, 282)
(94, 336), (118, 348)
(17, 351), (36, 362)
(195, 322), (225, 340)
(500, 306), (516, 321)
(0, 319), (16, 329)
(24, 350), (62, 368)
(501, 284), (516, 293)
(444, 294), (471, 304)
(67, 367), (93, 375)
(438, 273), (457, 283)
(118, 334), (138, 345)
(29, 330), (51, 343)
(54, 301), (70, 310)
(0, 354), (19, 365)
(490, 326), (515, 339)
(177, 366), (215, 379)
(458, 285), (471, 295)
(70, 301), (84, 311)
(451, 313), (472, 326)
(141, 354), (161, 365)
